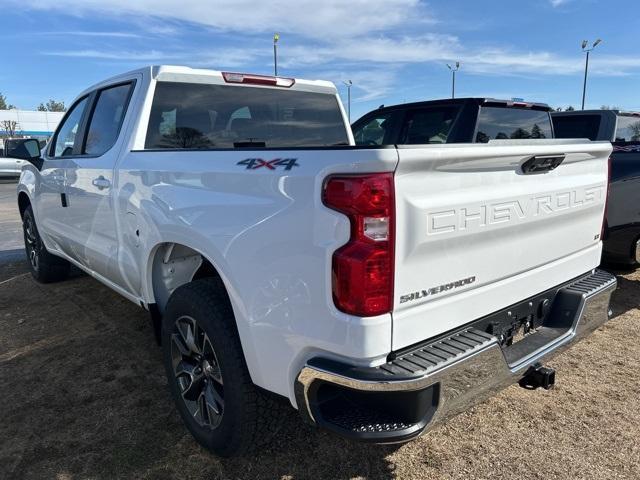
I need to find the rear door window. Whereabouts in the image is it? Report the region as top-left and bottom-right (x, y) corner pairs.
(84, 83), (134, 156)
(400, 107), (459, 144)
(476, 107), (552, 142)
(552, 115), (601, 141)
(615, 115), (640, 142)
(145, 82), (349, 149)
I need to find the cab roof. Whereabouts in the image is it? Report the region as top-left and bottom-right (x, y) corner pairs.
(80, 65), (337, 97)
(373, 97), (551, 113)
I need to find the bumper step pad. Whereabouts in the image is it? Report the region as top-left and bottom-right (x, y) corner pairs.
(381, 329), (495, 377)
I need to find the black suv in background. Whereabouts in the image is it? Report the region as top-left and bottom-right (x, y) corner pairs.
(351, 98), (553, 145)
(553, 110), (640, 265)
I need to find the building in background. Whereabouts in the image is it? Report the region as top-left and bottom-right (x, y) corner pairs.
(0, 109), (64, 141)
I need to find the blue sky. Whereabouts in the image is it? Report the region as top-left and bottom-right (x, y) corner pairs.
(1, 0), (639, 119)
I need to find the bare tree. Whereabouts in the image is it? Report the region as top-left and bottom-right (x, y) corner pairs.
(0, 119), (19, 138)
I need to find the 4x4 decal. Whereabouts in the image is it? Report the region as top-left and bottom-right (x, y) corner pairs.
(237, 158), (299, 171)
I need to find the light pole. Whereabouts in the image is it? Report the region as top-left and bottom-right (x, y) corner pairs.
(273, 33), (280, 76)
(446, 62), (460, 99)
(343, 80), (352, 122)
(581, 38), (602, 110)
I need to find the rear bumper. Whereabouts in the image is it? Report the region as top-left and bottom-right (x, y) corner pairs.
(295, 269), (616, 443)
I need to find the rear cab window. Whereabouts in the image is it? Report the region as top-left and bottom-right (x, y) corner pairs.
(475, 107), (552, 142)
(145, 82), (349, 149)
(615, 115), (640, 143)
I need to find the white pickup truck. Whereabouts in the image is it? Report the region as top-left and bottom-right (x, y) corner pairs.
(14, 66), (616, 457)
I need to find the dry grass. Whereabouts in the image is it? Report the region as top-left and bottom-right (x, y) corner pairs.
(0, 260), (639, 479)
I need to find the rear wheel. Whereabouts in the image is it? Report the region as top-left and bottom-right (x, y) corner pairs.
(162, 278), (285, 457)
(22, 205), (70, 283)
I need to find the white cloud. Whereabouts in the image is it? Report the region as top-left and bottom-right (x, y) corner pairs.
(43, 47), (261, 68)
(43, 49), (170, 60)
(15, 0), (433, 40)
(38, 31), (141, 38)
(22, 0), (640, 100)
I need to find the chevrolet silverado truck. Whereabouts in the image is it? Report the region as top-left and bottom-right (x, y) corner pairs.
(14, 66), (616, 457)
(553, 109), (640, 265)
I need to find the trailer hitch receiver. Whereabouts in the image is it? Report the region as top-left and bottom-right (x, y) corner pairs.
(519, 363), (556, 390)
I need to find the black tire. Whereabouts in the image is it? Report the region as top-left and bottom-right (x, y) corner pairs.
(162, 278), (285, 457)
(22, 205), (70, 283)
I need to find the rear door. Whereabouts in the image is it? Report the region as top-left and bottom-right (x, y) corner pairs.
(392, 140), (611, 349)
(63, 79), (137, 282)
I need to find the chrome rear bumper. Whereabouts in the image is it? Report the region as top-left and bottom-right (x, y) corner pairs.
(295, 269), (616, 442)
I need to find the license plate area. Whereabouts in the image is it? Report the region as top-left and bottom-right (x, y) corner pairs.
(503, 317), (541, 346)
(469, 276), (586, 365)
(473, 290), (559, 349)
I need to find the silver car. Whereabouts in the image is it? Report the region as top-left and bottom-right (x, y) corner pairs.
(1, 139), (42, 176)
(0, 156), (27, 176)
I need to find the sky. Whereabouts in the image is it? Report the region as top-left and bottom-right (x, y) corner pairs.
(1, 0), (639, 120)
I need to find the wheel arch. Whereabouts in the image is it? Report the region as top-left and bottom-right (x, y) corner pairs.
(17, 191), (31, 219)
(146, 242), (231, 314)
(144, 240), (262, 384)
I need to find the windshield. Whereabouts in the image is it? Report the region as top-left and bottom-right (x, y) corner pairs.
(145, 81), (349, 149)
(476, 107), (552, 142)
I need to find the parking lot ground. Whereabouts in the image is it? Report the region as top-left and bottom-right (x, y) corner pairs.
(0, 181), (639, 480)
(0, 179), (25, 266)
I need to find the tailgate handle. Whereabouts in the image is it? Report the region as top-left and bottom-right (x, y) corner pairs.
(521, 155), (565, 174)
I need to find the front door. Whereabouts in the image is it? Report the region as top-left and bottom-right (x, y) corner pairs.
(35, 96), (91, 256)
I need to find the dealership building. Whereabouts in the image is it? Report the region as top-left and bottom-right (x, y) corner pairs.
(0, 109), (64, 141)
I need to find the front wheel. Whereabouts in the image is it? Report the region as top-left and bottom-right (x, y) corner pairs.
(22, 205), (70, 283)
(162, 278), (285, 457)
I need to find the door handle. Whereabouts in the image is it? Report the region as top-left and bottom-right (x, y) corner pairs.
(521, 155), (565, 174)
(92, 176), (111, 190)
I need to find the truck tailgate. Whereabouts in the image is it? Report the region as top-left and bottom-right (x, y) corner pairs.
(392, 140), (612, 350)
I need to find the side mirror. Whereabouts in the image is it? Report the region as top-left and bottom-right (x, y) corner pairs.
(5, 138), (43, 169)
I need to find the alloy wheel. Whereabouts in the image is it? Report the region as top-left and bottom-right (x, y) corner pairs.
(170, 315), (224, 429)
(24, 215), (39, 271)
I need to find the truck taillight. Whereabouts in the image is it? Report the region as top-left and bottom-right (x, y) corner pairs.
(602, 155), (612, 240)
(323, 173), (395, 317)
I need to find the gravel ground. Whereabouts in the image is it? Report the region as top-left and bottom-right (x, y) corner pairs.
(0, 182), (639, 479)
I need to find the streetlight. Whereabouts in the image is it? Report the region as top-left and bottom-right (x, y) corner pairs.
(343, 80), (353, 122)
(446, 62), (460, 99)
(273, 33), (280, 76)
(581, 38), (602, 110)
